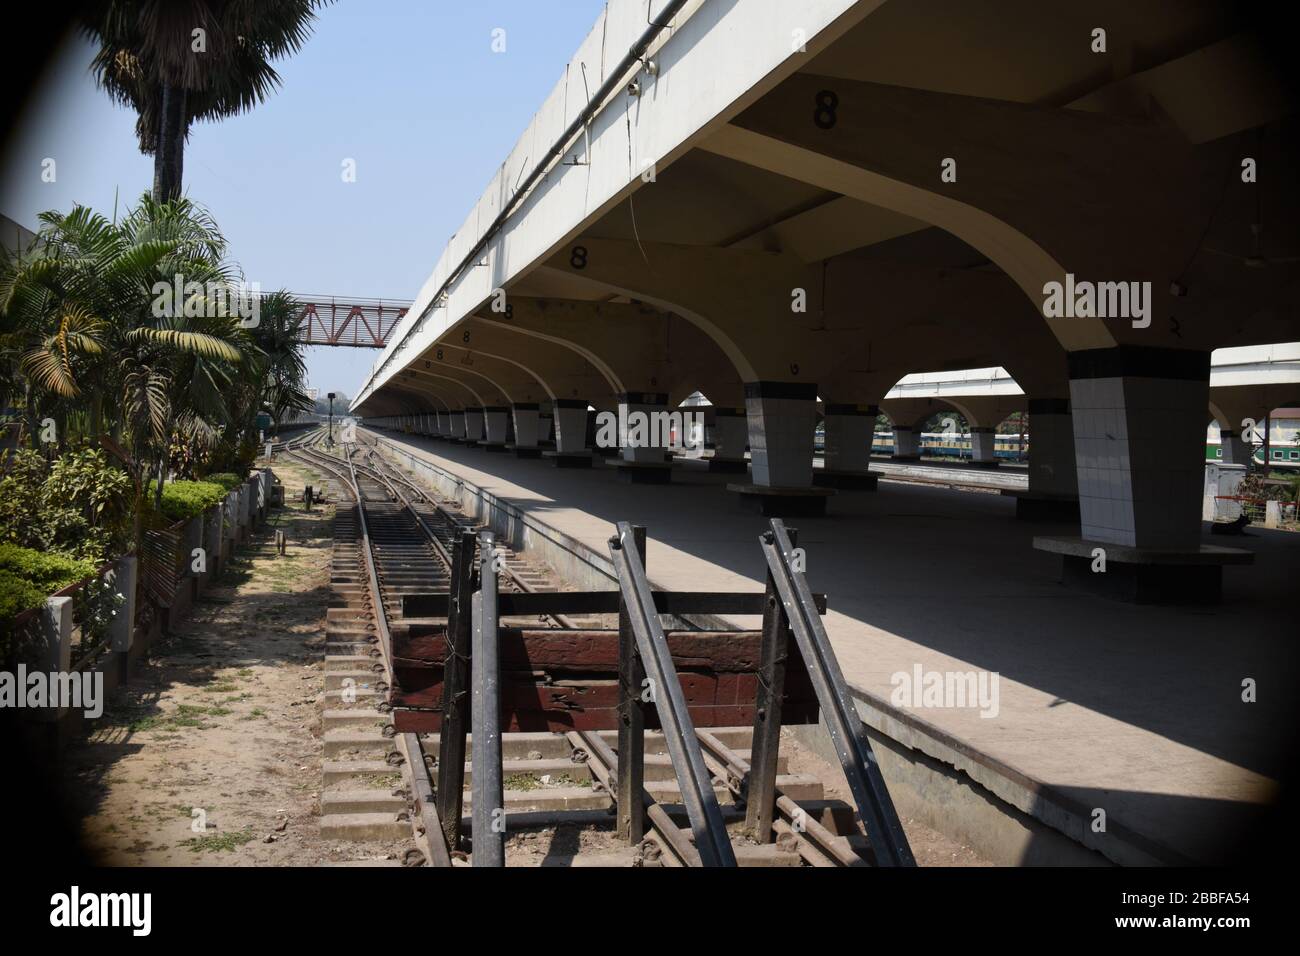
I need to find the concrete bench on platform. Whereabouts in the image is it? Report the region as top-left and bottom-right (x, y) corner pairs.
(706, 456), (748, 474)
(543, 450), (594, 469)
(1033, 535), (1254, 604)
(728, 483), (836, 517)
(606, 459), (674, 485)
(814, 469), (879, 491)
(1003, 490), (1081, 521)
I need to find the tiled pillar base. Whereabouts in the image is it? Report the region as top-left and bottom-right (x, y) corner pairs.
(512, 403), (541, 456)
(817, 403), (878, 489)
(969, 427), (999, 467)
(482, 407), (509, 447)
(1067, 347), (1211, 550)
(465, 409), (485, 443)
(552, 400), (590, 456)
(709, 407), (748, 473)
(616, 392), (671, 464)
(1218, 430), (1252, 466)
(892, 424), (921, 460)
(744, 381), (817, 488)
(1011, 399), (1080, 520)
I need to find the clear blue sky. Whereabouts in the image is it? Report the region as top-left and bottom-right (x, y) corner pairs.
(1, 0), (607, 400)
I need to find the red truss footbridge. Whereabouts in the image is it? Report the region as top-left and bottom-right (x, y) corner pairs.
(289, 294), (412, 348)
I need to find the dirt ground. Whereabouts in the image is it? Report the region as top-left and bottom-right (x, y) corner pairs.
(62, 458), (405, 866)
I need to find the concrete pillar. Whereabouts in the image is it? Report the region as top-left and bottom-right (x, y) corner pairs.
(892, 424), (921, 460)
(36, 596), (73, 720)
(260, 468), (272, 522)
(223, 491), (238, 557)
(482, 406), (510, 445)
(109, 555), (137, 680)
(617, 392), (670, 463)
(246, 478), (259, 527)
(745, 382), (817, 488)
(1027, 399), (1078, 497)
(1068, 347), (1210, 550)
(512, 403), (541, 447)
(465, 408), (485, 442)
(553, 399), (590, 454)
(823, 404), (876, 472)
(42, 595), (73, 673)
(449, 410), (466, 440)
(1219, 429), (1252, 466)
(206, 504), (222, 578)
(969, 427), (998, 465)
(710, 407), (748, 470)
(183, 515), (203, 575)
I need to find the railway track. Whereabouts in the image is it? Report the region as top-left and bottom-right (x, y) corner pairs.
(279, 426), (893, 867)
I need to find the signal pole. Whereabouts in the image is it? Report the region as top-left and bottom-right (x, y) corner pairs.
(328, 392), (336, 447)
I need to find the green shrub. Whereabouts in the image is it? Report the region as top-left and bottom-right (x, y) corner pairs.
(0, 543), (97, 594)
(0, 544), (98, 640)
(0, 447), (131, 562)
(0, 569), (52, 626)
(148, 480), (230, 522)
(203, 472), (245, 492)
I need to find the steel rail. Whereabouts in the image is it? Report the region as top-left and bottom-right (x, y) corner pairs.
(357, 442), (579, 629)
(569, 729), (700, 868)
(607, 521), (736, 867)
(759, 518), (916, 867)
(282, 440), (453, 866)
(695, 730), (864, 867)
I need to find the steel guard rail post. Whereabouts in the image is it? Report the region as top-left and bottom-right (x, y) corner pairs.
(759, 518), (916, 867)
(470, 531), (505, 867)
(616, 525), (648, 845)
(607, 521), (736, 867)
(746, 526), (797, 843)
(437, 530), (477, 850)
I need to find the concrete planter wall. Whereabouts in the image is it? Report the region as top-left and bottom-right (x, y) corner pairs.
(15, 471), (281, 752)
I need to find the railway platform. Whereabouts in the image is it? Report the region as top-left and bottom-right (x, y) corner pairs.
(358, 426), (1297, 866)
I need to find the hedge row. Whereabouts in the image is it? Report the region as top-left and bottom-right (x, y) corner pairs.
(148, 479), (232, 522)
(0, 543), (98, 594)
(203, 472), (246, 493)
(0, 543), (98, 626)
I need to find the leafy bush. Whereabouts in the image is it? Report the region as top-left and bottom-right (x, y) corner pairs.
(0, 570), (51, 628)
(0, 447), (131, 562)
(203, 472), (245, 492)
(0, 545), (123, 664)
(0, 544), (98, 643)
(0, 543), (98, 594)
(147, 479), (229, 522)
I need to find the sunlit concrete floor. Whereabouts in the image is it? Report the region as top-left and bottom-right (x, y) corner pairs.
(361, 429), (1296, 865)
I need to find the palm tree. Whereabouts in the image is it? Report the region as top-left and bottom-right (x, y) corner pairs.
(1, 196), (250, 487)
(253, 290), (313, 435)
(84, 0), (330, 201)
